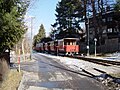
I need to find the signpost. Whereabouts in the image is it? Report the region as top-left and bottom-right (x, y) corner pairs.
(18, 48), (20, 72)
(94, 38), (97, 57)
(30, 17), (35, 60)
(87, 45), (89, 56)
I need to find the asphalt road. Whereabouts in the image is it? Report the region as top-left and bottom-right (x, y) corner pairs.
(19, 53), (107, 90)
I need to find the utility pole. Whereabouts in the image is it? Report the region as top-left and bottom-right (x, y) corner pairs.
(30, 16), (35, 60)
(84, 0), (90, 56)
(87, 12), (90, 56)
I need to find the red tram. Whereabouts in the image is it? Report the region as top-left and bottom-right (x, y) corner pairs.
(57, 38), (79, 55)
(34, 38), (79, 55)
(40, 43), (44, 52)
(44, 42), (50, 53)
(34, 43), (40, 52)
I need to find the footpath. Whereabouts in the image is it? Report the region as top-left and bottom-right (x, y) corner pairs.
(18, 53), (120, 90)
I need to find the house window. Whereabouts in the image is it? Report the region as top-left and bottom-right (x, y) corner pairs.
(107, 17), (112, 22)
(102, 18), (106, 22)
(103, 29), (106, 33)
(107, 28), (112, 33)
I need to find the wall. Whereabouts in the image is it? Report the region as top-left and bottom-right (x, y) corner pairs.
(97, 38), (119, 53)
(79, 38), (120, 54)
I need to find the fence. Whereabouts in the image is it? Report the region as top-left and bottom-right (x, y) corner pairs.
(80, 38), (120, 55)
(10, 54), (31, 63)
(97, 38), (119, 53)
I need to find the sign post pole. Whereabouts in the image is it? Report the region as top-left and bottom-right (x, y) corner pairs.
(18, 49), (20, 72)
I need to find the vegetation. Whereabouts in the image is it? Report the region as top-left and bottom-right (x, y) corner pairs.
(51, 0), (120, 40)
(35, 0), (120, 46)
(33, 24), (46, 46)
(0, 0), (29, 83)
(51, 0), (84, 39)
(114, 0), (120, 11)
(0, 70), (22, 90)
(0, 0), (30, 54)
(111, 73), (120, 78)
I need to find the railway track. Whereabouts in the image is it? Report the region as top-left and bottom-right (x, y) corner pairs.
(37, 52), (120, 66)
(71, 55), (120, 66)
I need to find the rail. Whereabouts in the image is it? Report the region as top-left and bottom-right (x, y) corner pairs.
(70, 55), (120, 66)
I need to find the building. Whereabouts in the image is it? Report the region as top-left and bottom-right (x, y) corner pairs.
(89, 11), (120, 53)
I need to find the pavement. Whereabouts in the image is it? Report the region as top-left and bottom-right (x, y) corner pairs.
(17, 53), (120, 90)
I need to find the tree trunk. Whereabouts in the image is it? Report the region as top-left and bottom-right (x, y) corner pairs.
(22, 38), (25, 61)
(84, 0), (87, 42)
(97, 0), (102, 52)
(91, 0), (97, 38)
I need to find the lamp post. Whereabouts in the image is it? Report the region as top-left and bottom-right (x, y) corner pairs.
(30, 16), (35, 60)
(55, 40), (58, 56)
(94, 38), (97, 57)
(87, 45), (89, 56)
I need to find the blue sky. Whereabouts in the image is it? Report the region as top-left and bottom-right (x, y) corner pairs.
(26, 0), (60, 37)
(25, 0), (116, 38)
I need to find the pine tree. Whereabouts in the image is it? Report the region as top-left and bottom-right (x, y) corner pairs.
(0, 0), (29, 54)
(114, 0), (120, 11)
(52, 0), (84, 39)
(33, 24), (46, 46)
(38, 24), (46, 40)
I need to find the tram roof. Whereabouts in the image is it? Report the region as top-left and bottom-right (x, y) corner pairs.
(57, 38), (79, 41)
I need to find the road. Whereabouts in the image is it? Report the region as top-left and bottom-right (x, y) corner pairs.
(19, 53), (107, 90)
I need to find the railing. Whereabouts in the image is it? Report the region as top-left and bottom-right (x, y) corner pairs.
(10, 54), (30, 63)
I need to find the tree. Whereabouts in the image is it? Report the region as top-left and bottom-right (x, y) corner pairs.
(33, 24), (46, 46)
(82, 0), (116, 44)
(0, 0), (29, 81)
(114, 0), (120, 11)
(49, 28), (56, 40)
(38, 24), (46, 40)
(0, 0), (30, 54)
(52, 0), (84, 39)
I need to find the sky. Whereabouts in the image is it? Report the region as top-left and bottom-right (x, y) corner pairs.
(25, 0), (60, 38)
(25, 0), (116, 38)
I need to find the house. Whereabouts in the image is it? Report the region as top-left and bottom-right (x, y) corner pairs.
(88, 11), (120, 53)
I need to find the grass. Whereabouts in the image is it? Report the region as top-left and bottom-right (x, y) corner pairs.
(111, 73), (120, 78)
(0, 69), (22, 90)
